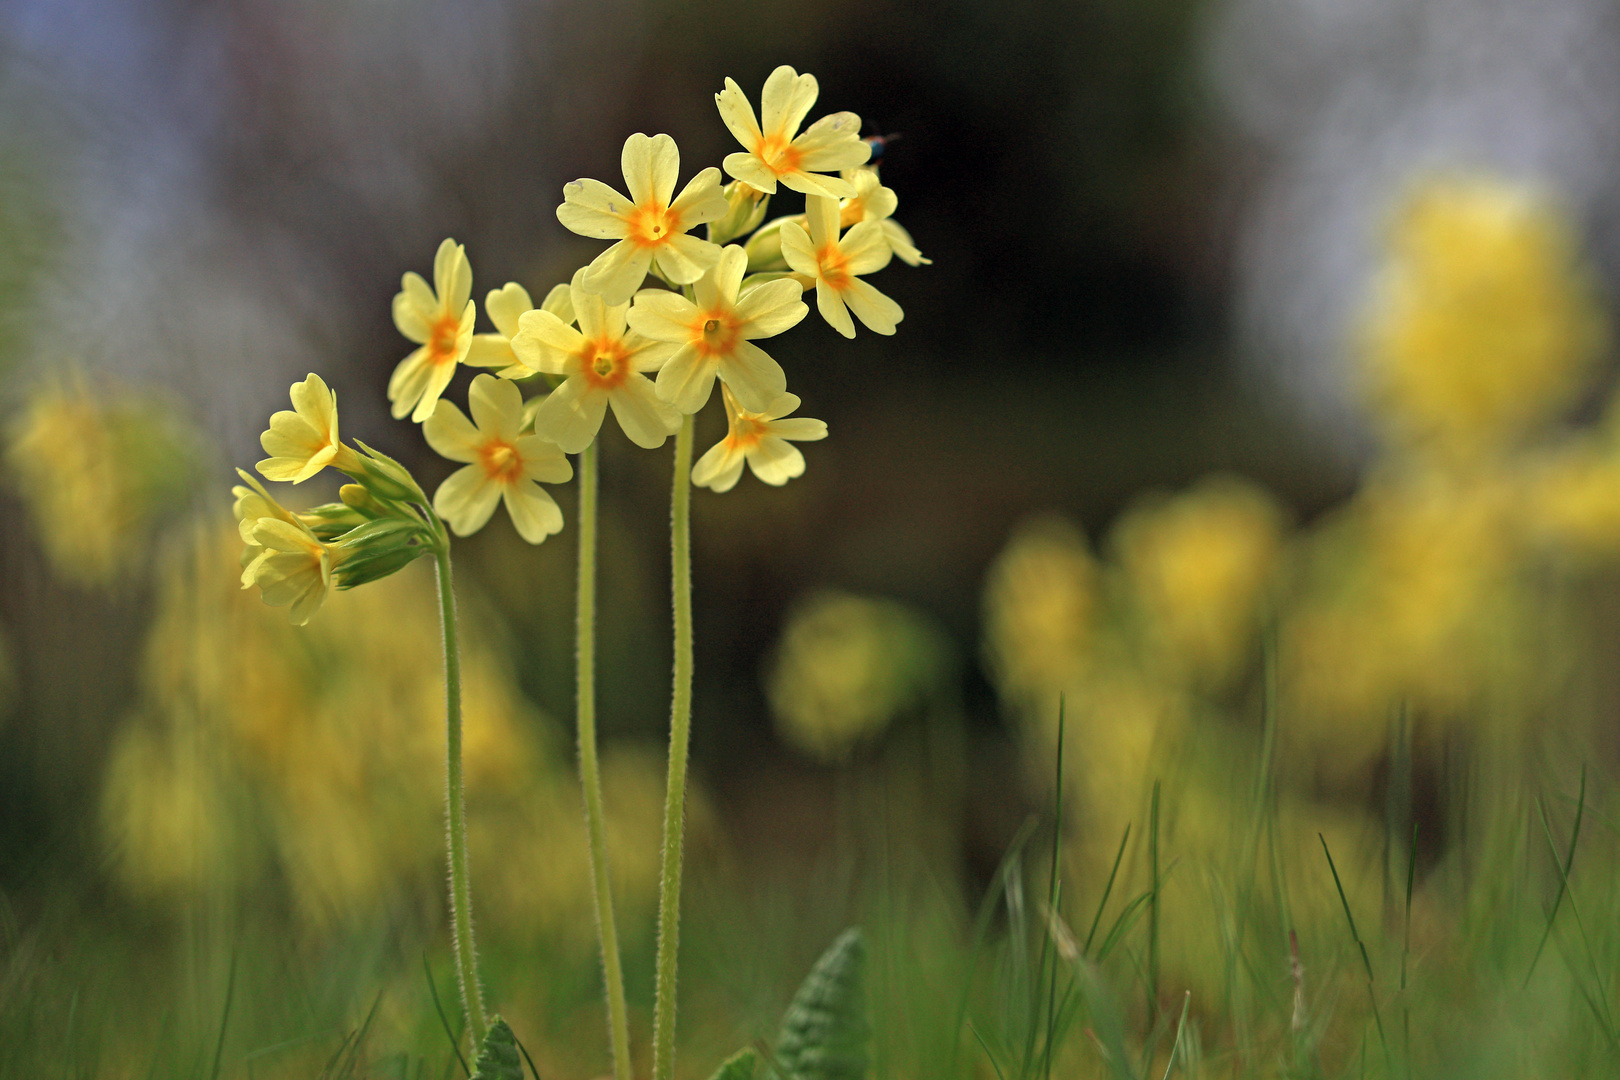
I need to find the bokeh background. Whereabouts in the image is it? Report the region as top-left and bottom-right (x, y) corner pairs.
(4, 0), (1620, 1076)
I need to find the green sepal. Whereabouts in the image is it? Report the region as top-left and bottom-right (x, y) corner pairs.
(707, 1047), (760, 1080)
(471, 1016), (524, 1080)
(708, 181), (770, 245)
(349, 439), (427, 503)
(297, 501), (371, 539)
(332, 544), (428, 590)
(773, 928), (868, 1080)
(744, 215), (795, 272)
(335, 516), (425, 546)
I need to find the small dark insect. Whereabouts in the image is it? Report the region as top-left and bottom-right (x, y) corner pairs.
(864, 132), (901, 165)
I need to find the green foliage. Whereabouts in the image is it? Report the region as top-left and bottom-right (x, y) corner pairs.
(707, 1046), (760, 1080)
(773, 928), (869, 1080)
(472, 1017), (523, 1080)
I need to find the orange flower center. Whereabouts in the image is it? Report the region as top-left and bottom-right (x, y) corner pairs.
(694, 312), (741, 359)
(839, 199), (863, 229)
(754, 132), (803, 176)
(479, 439), (523, 483)
(627, 201), (680, 248)
(428, 313), (462, 366)
(725, 414), (766, 451)
(580, 337), (632, 390)
(817, 244), (852, 291)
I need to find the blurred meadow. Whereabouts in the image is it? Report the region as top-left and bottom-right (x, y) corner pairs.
(4, 1), (1620, 1078)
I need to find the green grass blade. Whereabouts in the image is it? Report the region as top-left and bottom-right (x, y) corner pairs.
(207, 949), (238, 1080)
(1148, 781), (1161, 1017)
(1084, 824), (1132, 959)
(1159, 992), (1190, 1080)
(1319, 834), (1390, 1072)
(1524, 766), (1585, 988)
(949, 816), (1039, 1078)
(424, 954), (471, 1078)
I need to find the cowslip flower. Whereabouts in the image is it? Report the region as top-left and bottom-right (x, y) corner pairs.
(423, 374), (572, 543)
(557, 133), (729, 305)
(840, 168), (930, 266)
(511, 270), (680, 453)
(691, 386), (827, 492)
(781, 194), (902, 337)
(390, 238), (477, 423)
(465, 283), (535, 373)
(241, 516), (337, 626)
(257, 373), (364, 483)
(626, 245), (807, 414)
(716, 65), (869, 199)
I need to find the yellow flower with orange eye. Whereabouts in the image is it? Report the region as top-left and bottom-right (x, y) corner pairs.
(423, 375), (572, 544)
(781, 194), (903, 338)
(510, 269), (681, 453)
(390, 238), (476, 423)
(840, 168), (930, 267)
(627, 245), (807, 415)
(556, 133), (730, 305)
(691, 385), (827, 492)
(256, 373), (364, 484)
(716, 65), (870, 199)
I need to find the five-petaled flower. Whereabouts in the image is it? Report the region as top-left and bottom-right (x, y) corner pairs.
(557, 133), (730, 305)
(238, 505), (338, 626)
(716, 66), (870, 199)
(423, 374), (572, 544)
(781, 194), (903, 338)
(257, 373), (364, 483)
(840, 168), (930, 267)
(691, 386), (828, 492)
(512, 269), (681, 453)
(390, 238), (476, 423)
(627, 245), (807, 415)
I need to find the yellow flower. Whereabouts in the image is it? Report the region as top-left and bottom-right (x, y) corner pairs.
(423, 374), (572, 543)
(389, 238), (476, 423)
(690, 385), (827, 492)
(511, 269), (680, 453)
(781, 194), (902, 337)
(256, 373), (364, 483)
(464, 282), (537, 373)
(981, 515), (1099, 704)
(556, 133), (729, 305)
(626, 245), (807, 414)
(1360, 175), (1607, 460)
(716, 65), (869, 198)
(840, 168), (930, 266)
(241, 516), (336, 626)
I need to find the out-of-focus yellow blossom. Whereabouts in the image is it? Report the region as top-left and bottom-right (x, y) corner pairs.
(240, 516), (338, 626)
(765, 589), (952, 763)
(464, 282), (538, 373)
(1523, 439), (1620, 559)
(840, 168), (930, 266)
(423, 374), (571, 543)
(1360, 175), (1608, 460)
(781, 195), (902, 338)
(255, 372), (364, 483)
(390, 237), (476, 423)
(716, 66), (869, 199)
(6, 377), (196, 586)
(511, 269), (680, 452)
(690, 386), (826, 493)
(107, 525), (689, 936)
(1111, 475), (1286, 687)
(556, 133), (729, 305)
(628, 245), (807, 414)
(982, 515), (1100, 707)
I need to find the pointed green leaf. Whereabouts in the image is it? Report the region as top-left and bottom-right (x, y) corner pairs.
(774, 928), (868, 1080)
(472, 1017), (523, 1080)
(707, 1047), (759, 1080)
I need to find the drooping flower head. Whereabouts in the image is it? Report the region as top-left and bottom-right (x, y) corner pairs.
(423, 374), (572, 544)
(690, 385), (827, 492)
(240, 516), (337, 626)
(716, 66), (870, 199)
(627, 245), (807, 415)
(257, 373), (364, 483)
(511, 269), (681, 453)
(557, 133), (730, 305)
(390, 238), (476, 423)
(781, 195), (903, 338)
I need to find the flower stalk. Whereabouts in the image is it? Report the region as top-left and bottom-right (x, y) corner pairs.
(652, 413), (696, 1080)
(575, 440), (634, 1080)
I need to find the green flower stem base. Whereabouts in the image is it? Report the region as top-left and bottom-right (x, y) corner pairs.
(652, 413), (696, 1080)
(433, 541), (488, 1052)
(576, 440), (634, 1080)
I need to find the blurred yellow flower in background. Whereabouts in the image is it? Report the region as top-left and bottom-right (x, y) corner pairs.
(1110, 474), (1287, 689)
(981, 514), (1100, 711)
(5, 374), (197, 587)
(1360, 174), (1608, 462)
(765, 589), (952, 763)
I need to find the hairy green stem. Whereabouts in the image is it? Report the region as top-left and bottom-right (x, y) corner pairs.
(433, 542), (488, 1052)
(652, 414), (696, 1080)
(576, 440), (634, 1080)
